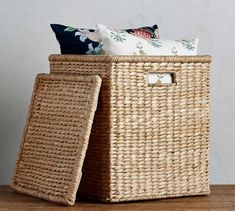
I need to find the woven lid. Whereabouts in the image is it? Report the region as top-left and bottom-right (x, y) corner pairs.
(11, 73), (101, 205)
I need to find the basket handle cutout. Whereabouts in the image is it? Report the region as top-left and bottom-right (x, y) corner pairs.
(146, 72), (176, 86)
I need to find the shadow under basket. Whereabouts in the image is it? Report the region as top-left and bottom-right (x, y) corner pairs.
(49, 55), (211, 203)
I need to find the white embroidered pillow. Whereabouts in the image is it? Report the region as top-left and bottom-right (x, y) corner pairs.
(97, 24), (199, 56)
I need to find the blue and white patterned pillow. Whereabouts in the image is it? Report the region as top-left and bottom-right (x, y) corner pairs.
(97, 24), (199, 56)
(50, 24), (159, 55)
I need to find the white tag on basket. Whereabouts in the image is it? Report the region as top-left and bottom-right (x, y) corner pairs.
(147, 73), (172, 84)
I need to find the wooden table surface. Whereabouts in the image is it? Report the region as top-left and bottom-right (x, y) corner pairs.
(0, 185), (234, 211)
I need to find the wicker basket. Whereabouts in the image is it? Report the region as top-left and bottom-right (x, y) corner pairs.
(49, 55), (211, 202)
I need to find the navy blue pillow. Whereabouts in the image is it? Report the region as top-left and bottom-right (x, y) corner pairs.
(50, 24), (159, 55)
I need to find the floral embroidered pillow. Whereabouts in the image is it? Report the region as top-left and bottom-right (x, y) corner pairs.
(96, 24), (199, 56)
(50, 24), (159, 55)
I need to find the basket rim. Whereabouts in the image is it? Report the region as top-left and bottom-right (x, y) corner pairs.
(49, 54), (211, 63)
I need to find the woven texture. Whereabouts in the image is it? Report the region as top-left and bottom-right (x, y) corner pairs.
(11, 74), (101, 205)
(49, 55), (211, 202)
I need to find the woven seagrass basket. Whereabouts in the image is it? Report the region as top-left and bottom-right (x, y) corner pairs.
(49, 55), (211, 202)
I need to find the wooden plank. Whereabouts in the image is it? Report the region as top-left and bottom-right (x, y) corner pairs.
(0, 185), (234, 210)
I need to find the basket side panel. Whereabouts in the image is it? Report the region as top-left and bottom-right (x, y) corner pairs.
(50, 58), (112, 201)
(109, 59), (210, 202)
(50, 61), (110, 83)
(78, 85), (112, 201)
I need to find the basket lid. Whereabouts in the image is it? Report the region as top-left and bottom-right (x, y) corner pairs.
(11, 73), (101, 205)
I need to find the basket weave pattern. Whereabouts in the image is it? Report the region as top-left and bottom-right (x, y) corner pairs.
(11, 74), (101, 205)
(49, 55), (211, 202)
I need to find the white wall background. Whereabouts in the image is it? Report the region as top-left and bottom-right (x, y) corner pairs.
(0, 0), (234, 184)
